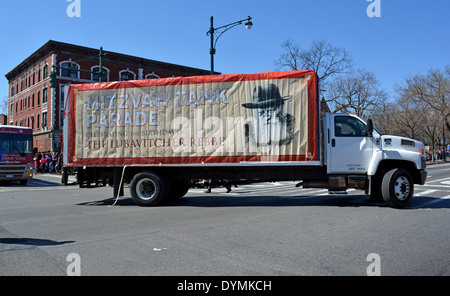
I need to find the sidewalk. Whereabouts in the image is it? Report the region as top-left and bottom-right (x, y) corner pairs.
(426, 160), (450, 165)
(34, 172), (77, 183)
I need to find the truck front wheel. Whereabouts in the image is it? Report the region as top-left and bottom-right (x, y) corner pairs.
(381, 168), (414, 208)
(130, 172), (168, 206)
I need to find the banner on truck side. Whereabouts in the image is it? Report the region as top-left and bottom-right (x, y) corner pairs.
(66, 71), (319, 166)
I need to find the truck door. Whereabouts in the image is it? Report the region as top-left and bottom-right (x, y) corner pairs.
(325, 114), (375, 174)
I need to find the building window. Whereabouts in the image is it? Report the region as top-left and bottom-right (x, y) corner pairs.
(11, 84), (15, 96)
(41, 112), (48, 129)
(60, 110), (65, 127)
(91, 66), (110, 82)
(145, 73), (161, 79)
(37, 113), (40, 129)
(37, 91), (40, 106)
(120, 70), (136, 81)
(60, 61), (80, 78)
(42, 88), (48, 104)
(60, 85), (66, 108)
(43, 65), (49, 79)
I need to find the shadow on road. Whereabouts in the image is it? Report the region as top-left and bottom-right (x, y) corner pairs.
(0, 179), (60, 187)
(0, 238), (75, 246)
(75, 193), (450, 210)
(77, 197), (135, 206)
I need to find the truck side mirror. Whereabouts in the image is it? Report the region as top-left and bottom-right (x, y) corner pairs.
(366, 119), (374, 137)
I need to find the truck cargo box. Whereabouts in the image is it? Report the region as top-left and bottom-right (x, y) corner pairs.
(64, 70), (319, 167)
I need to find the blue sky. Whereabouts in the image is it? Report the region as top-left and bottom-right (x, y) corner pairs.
(1, 0), (449, 112)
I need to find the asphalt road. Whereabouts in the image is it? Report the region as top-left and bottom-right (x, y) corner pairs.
(0, 163), (449, 276)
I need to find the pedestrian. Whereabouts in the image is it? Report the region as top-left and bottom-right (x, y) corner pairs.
(205, 179), (212, 193)
(223, 179), (232, 193)
(36, 152), (42, 173)
(204, 179), (232, 193)
(40, 155), (47, 173)
(51, 153), (58, 174)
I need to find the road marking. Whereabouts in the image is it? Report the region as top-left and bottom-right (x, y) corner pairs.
(426, 176), (450, 183)
(414, 189), (438, 197)
(419, 184), (450, 189)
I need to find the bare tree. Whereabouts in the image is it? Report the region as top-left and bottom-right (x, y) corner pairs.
(396, 66), (450, 133)
(274, 39), (353, 83)
(370, 101), (398, 135)
(422, 109), (443, 159)
(391, 95), (427, 141)
(326, 69), (387, 117)
(274, 39), (302, 71)
(0, 95), (8, 115)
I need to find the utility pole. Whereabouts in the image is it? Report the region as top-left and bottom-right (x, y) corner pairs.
(207, 16), (253, 75)
(98, 47), (107, 82)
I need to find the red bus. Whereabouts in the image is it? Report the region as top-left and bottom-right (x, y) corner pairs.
(0, 125), (34, 185)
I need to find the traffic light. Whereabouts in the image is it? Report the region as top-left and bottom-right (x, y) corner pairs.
(50, 71), (57, 88)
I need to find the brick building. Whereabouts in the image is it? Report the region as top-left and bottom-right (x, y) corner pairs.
(5, 40), (212, 152)
(0, 114), (7, 125)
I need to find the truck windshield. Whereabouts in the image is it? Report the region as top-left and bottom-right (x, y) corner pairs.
(0, 134), (33, 154)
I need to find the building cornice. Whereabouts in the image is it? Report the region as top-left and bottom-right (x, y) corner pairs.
(5, 40), (213, 81)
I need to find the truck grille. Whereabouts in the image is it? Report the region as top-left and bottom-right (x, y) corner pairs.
(0, 166), (27, 178)
(1, 166), (26, 171)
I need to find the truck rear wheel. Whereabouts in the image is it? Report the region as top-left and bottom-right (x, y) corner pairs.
(130, 172), (169, 206)
(381, 168), (414, 208)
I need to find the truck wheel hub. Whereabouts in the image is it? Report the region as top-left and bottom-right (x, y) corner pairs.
(394, 176), (410, 200)
(136, 179), (156, 200)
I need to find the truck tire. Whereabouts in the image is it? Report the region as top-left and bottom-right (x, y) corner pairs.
(130, 172), (169, 206)
(381, 168), (414, 208)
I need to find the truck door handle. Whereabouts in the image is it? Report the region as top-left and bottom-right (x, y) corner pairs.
(332, 139), (336, 147)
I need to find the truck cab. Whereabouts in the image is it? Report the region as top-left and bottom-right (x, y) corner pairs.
(322, 113), (427, 207)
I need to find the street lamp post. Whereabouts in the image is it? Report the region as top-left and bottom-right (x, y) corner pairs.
(207, 15), (253, 75)
(443, 111), (449, 161)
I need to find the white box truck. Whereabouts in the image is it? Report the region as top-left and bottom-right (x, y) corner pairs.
(62, 70), (427, 208)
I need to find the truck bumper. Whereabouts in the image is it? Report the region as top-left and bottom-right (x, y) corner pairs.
(418, 170), (428, 185)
